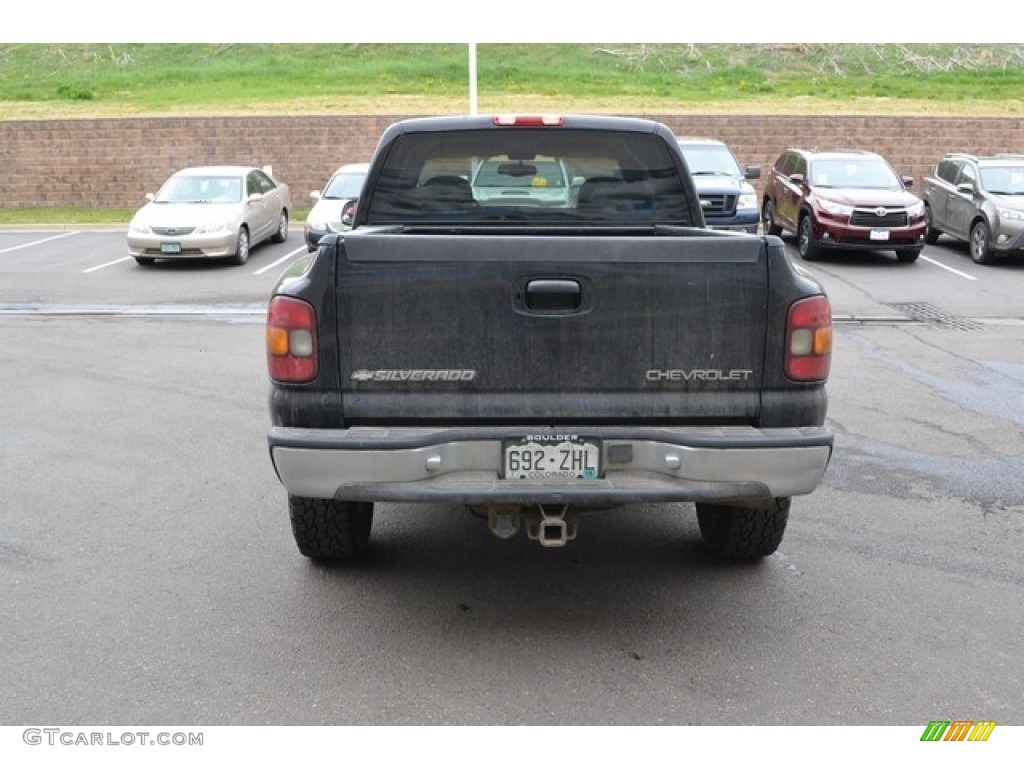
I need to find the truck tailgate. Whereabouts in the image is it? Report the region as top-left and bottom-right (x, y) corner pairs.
(335, 230), (768, 425)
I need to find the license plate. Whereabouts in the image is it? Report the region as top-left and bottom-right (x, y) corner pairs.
(869, 229), (890, 241)
(160, 242), (182, 253)
(502, 436), (601, 479)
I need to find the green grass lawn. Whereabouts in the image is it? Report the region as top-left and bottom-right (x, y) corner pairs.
(3, 43), (1023, 117)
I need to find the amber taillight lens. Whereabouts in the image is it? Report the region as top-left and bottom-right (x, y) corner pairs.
(785, 295), (832, 382)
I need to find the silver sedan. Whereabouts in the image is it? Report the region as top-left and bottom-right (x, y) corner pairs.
(127, 165), (292, 266)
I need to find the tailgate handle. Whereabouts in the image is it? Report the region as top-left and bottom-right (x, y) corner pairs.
(525, 279), (581, 312)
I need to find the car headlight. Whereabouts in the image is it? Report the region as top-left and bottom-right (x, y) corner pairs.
(306, 217), (327, 231)
(193, 220), (233, 235)
(906, 201), (925, 218)
(737, 192), (758, 212)
(997, 206), (1024, 221)
(817, 199), (854, 216)
(128, 220), (151, 235)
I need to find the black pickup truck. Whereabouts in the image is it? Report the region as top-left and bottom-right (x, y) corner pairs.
(266, 114), (834, 561)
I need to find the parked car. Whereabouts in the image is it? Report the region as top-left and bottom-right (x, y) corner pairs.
(676, 137), (760, 233)
(127, 165), (292, 266)
(303, 162), (369, 251)
(470, 155), (581, 206)
(920, 152), (1024, 264)
(761, 148), (927, 262)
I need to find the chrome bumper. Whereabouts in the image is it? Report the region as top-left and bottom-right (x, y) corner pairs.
(269, 425), (833, 504)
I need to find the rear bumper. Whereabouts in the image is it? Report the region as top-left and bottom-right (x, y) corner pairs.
(268, 425), (833, 504)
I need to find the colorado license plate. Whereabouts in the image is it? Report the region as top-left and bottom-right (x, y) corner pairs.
(869, 229), (890, 241)
(502, 436), (601, 479)
(160, 242), (182, 253)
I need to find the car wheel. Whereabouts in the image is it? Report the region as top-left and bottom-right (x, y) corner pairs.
(762, 199), (782, 236)
(970, 220), (996, 264)
(797, 214), (821, 261)
(896, 247), (921, 263)
(924, 205), (940, 244)
(288, 495), (374, 560)
(271, 210), (289, 243)
(229, 227), (250, 266)
(134, 257), (156, 266)
(696, 498), (791, 560)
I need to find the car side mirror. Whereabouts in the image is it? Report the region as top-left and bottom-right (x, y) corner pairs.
(956, 182), (975, 195)
(144, 192), (155, 203)
(901, 176), (914, 189)
(340, 198), (358, 228)
(744, 165), (761, 180)
(571, 176), (586, 188)
(246, 192), (264, 204)
(309, 190), (323, 203)
(789, 172), (806, 185)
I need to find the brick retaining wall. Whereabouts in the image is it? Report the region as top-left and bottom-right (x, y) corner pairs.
(2, 114), (1023, 209)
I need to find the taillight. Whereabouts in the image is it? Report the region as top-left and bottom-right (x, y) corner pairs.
(267, 296), (318, 383)
(785, 295), (832, 382)
(493, 115), (564, 127)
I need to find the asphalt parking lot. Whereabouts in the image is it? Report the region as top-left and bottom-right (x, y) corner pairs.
(2, 228), (1023, 729)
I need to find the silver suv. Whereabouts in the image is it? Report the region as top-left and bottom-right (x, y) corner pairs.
(920, 153), (1024, 264)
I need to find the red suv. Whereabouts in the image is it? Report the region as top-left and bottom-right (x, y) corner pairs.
(762, 148), (927, 263)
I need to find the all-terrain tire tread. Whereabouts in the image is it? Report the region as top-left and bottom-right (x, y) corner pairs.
(696, 498), (791, 560)
(288, 496), (373, 560)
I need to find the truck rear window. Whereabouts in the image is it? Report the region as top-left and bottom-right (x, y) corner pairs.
(363, 128), (696, 226)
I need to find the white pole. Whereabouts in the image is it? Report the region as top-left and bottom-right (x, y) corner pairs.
(468, 42), (478, 115)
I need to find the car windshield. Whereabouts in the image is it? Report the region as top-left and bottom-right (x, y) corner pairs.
(156, 175), (242, 203)
(679, 145), (743, 177)
(810, 159), (901, 189)
(472, 156), (568, 189)
(323, 171), (367, 199)
(981, 166), (1024, 195)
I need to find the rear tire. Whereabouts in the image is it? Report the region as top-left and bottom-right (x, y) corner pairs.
(924, 206), (940, 244)
(696, 498), (791, 560)
(288, 496), (374, 560)
(271, 210), (289, 243)
(134, 256), (156, 266)
(896, 247), (921, 263)
(762, 199), (782, 236)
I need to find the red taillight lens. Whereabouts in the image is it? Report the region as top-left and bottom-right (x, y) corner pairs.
(785, 295), (832, 382)
(267, 296), (318, 383)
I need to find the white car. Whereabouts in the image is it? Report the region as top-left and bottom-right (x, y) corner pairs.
(470, 155), (580, 207)
(304, 162), (369, 251)
(127, 165), (292, 266)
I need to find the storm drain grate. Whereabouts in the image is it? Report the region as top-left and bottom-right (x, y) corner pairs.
(884, 302), (983, 331)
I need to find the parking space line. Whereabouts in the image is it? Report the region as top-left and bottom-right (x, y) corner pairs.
(0, 231), (79, 254)
(83, 256), (132, 273)
(920, 255), (977, 281)
(253, 245), (306, 276)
